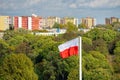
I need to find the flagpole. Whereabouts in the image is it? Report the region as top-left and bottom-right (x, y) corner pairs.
(78, 36), (82, 80)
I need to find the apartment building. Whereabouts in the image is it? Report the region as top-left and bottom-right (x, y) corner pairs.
(40, 18), (47, 29)
(0, 16), (10, 31)
(13, 16), (42, 30)
(46, 16), (60, 28)
(105, 17), (119, 24)
(61, 17), (78, 27)
(81, 17), (96, 29)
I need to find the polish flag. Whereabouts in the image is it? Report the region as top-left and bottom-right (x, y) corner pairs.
(58, 38), (79, 58)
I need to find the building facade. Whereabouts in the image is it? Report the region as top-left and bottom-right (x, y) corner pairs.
(0, 16), (10, 31)
(81, 17), (96, 29)
(105, 17), (119, 24)
(61, 17), (78, 27)
(46, 16), (60, 28)
(13, 16), (42, 30)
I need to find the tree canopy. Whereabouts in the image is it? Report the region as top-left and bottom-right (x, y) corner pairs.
(0, 22), (120, 80)
(0, 54), (38, 80)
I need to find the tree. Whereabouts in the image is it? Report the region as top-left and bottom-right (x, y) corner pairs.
(59, 24), (65, 29)
(67, 69), (78, 80)
(3, 30), (16, 41)
(82, 51), (113, 80)
(84, 28), (117, 43)
(82, 37), (93, 52)
(66, 22), (78, 33)
(34, 36), (59, 80)
(53, 22), (60, 28)
(3, 29), (30, 41)
(0, 54), (38, 80)
(114, 41), (120, 56)
(0, 39), (11, 58)
(7, 35), (27, 47)
(105, 24), (113, 30)
(112, 22), (120, 31)
(103, 29), (117, 43)
(78, 23), (87, 29)
(92, 39), (108, 55)
(84, 28), (103, 40)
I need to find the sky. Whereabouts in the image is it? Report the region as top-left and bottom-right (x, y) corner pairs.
(0, 0), (120, 24)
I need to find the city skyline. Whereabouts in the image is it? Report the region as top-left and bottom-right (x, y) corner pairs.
(0, 0), (120, 24)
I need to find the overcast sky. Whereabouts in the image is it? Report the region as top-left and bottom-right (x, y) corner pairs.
(0, 0), (120, 24)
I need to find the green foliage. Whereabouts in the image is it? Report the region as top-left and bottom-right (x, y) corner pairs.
(82, 37), (92, 45)
(78, 23), (87, 29)
(114, 73), (120, 80)
(92, 39), (108, 55)
(7, 35), (26, 46)
(105, 24), (113, 30)
(114, 47), (120, 56)
(84, 28), (117, 43)
(113, 56), (120, 73)
(0, 54), (38, 80)
(112, 22), (120, 31)
(3, 30), (15, 40)
(1, 27), (120, 80)
(53, 22), (60, 28)
(83, 51), (113, 80)
(66, 22), (78, 33)
(115, 41), (120, 47)
(62, 32), (79, 41)
(15, 42), (32, 55)
(0, 39), (11, 58)
(82, 37), (93, 52)
(114, 40), (120, 56)
(84, 28), (103, 40)
(34, 36), (79, 80)
(3, 29), (30, 41)
(59, 24), (66, 29)
(67, 69), (78, 80)
(103, 29), (117, 43)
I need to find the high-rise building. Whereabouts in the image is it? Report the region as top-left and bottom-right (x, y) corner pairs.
(40, 18), (47, 29)
(119, 19), (120, 22)
(46, 16), (60, 28)
(22, 16), (28, 30)
(13, 16), (42, 30)
(81, 17), (96, 29)
(105, 17), (119, 24)
(105, 18), (111, 25)
(0, 16), (10, 31)
(32, 16), (42, 30)
(61, 17), (78, 27)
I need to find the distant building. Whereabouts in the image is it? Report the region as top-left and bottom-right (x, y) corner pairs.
(0, 16), (10, 31)
(13, 16), (42, 30)
(61, 17), (78, 27)
(105, 18), (111, 24)
(46, 16), (60, 28)
(40, 18), (47, 29)
(32, 16), (42, 30)
(105, 17), (119, 24)
(81, 17), (96, 29)
(119, 19), (120, 22)
(111, 17), (119, 23)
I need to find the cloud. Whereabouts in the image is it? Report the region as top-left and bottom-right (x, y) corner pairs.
(69, 3), (77, 8)
(77, 0), (120, 8)
(0, 0), (120, 16)
(0, 0), (42, 10)
(0, 0), (120, 11)
(26, 0), (41, 6)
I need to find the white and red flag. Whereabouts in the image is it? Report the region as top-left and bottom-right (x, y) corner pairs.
(58, 38), (79, 58)
(58, 37), (82, 80)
